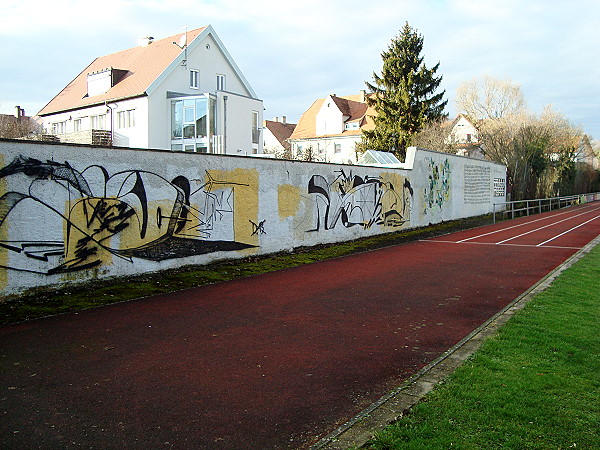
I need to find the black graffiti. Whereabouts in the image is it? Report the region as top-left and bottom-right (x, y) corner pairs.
(250, 219), (266, 236)
(0, 155), (256, 275)
(307, 169), (412, 231)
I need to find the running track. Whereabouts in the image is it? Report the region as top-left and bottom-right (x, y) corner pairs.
(1, 202), (599, 449)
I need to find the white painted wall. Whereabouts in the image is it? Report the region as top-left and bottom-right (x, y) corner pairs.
(315, 95), (345, 136)
(147, 31), (261, 152)
(291, 135), (361, 164)
(448, 116), (479, 144)
(216, 91), (263, 155)
(263, 127), (284, 154)
(0, 140), (506, 296)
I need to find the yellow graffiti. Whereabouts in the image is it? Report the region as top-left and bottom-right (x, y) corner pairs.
(64, 197), (119, 270)
(380, 172), (411, 226)
(205, 168), (259, 248)
(278, 184), (301, 220)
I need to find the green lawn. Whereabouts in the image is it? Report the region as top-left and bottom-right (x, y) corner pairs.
(367, 244), (600, 449)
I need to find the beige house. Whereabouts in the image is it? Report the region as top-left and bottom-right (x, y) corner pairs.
(288, 92), (375, 164)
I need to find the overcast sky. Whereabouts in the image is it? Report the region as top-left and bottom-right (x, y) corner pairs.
(1, 0), (599, 139)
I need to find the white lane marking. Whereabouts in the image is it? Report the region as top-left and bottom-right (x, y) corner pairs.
(422, 239), (582, 250)
(495, 207), (600, 244)
(536, 214), (600, 247)
(457, 204), (600, 243)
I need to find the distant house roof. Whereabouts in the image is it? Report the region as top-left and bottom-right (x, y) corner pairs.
(289, 93), (375, 140)
(38, 25), (257, 116)
(264, 120), (296, 150)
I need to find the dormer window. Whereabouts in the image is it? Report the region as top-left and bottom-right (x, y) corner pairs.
(86, 68), (128, 97)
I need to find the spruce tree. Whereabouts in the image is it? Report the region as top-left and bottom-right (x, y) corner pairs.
(362, 22), (447, 160)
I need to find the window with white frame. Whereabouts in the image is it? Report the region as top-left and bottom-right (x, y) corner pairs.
(190, 69), (199, 89)
(117, 109), (135, 129)
(90, 114), (107, 130)
(334, 143), (341, 153)
(170, 95), (217, 153)
(51, 121), (66, 134)
(252, 111), (259, 144)
(216, 74), (226, 91)
(73, 118), (82, 132)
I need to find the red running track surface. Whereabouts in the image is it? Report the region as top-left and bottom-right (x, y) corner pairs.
(1, 203), (599, 448)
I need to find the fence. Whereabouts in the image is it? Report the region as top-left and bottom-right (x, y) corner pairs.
(493, 192), (600, 223)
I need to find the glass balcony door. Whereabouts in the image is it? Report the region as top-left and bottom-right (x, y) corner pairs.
(171, 95), (215, 153)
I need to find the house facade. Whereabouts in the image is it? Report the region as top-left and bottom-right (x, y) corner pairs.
(38, 26), (263, 155)
(262, 116), (296, 157)
(288, 92), (374, 164)
(446, 114), (483, 158)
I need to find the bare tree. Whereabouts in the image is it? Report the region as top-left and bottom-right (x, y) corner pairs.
(411, 119), (456, 153)
(456, 74), (526, 121)
(479, 106), (582, 199)
(0, 107), (41, 139)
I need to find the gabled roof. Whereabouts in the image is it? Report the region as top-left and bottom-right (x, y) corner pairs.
(264, 120), (296, 150)
(289, 93), (375, 140)
(38, 25), (257, 116)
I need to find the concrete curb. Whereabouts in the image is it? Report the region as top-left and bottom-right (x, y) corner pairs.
(310, 233), (600, 449)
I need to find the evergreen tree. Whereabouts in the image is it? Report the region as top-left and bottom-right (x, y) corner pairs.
(362, 23), (447, 159)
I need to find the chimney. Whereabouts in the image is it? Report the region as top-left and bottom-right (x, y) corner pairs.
(15, 106), (24, 119)
(360, 90), (367, 102)
(273, 116), (279, 122)
(281, 116), (286, 124)
(138, 36), (154, 47)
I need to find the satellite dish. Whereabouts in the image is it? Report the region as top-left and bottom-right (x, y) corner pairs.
(178, 34), (187, 48)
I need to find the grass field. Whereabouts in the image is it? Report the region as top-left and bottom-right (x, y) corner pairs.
(366, 243), (600, 449)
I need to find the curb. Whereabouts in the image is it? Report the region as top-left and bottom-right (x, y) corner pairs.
(310, 233), (600, 449)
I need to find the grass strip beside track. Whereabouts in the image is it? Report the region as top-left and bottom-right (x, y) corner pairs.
(366, 244), (600, 449)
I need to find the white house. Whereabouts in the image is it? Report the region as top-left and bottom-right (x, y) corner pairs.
(445, 114), (483, 158)
(288, 92), (375, 164)
(262, 117), (296, 157)
(38, 26), (263, 155)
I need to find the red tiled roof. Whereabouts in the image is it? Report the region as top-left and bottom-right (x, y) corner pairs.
(38, 27), (207, 116)
(264, 120), (296, 150)
(289, 93), (375, 140)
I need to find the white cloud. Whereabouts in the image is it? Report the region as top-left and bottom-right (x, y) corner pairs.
(1, 0), (599, 137)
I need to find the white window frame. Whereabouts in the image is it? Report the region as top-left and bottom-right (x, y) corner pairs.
(52, 121), (66, 134)
(216, 74), (226, 91)
(334, 143), (341, 153)
(117, 109), (135, 129)
(90, 114), (107, 130)
(190, 69), (199, 89)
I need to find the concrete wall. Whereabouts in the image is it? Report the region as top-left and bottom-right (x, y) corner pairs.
(0, 139), (506, 296)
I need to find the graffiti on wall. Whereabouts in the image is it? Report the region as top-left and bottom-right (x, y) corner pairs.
(423, 158), (451, 214)
(307, 169), (413, 231)
(0, 155), (258, 275)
